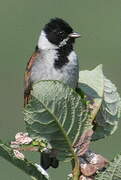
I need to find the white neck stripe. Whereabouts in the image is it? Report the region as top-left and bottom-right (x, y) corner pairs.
(58, 37), (69, 48)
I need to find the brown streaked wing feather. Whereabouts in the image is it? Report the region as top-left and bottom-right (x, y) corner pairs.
(24, 51), (40, 106)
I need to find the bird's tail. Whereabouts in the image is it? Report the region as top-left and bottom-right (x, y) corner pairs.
(41, 152), (59, 170)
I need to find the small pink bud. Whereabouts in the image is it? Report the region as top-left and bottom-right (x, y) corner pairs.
(13, 150), (25, 160)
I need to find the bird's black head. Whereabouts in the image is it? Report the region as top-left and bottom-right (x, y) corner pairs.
(44, 18), (80, 47)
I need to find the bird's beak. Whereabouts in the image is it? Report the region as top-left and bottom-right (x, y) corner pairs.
(68, 32), (81, 38)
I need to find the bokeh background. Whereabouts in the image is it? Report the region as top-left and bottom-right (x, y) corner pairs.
(0, 0), (121, 179)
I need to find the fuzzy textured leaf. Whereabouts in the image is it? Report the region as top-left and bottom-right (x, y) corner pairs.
(78, 65), (104, 126)
(79, 65), (104, 100)
(24, 81), (89, 160)
(95, 153), (121, 180)
(93, 76), (121, 140)
(78, 65), (121, 140)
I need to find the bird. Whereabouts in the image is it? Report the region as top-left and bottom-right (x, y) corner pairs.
(24, 17), (80, 170)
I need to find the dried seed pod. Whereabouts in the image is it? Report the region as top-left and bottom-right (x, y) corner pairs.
(74, 130), (93, 156)
(90, 153), (109, 169)
(79, 150), (109, 176)
(79, 175), (94, 180)
(80, 162), (97, 176)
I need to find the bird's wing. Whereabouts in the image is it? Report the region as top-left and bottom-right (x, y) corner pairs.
(24, 51), (40, 106)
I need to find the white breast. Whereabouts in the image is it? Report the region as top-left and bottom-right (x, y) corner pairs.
(30, 49), (79, 89)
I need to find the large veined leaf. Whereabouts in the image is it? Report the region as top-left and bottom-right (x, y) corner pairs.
(79, 65), (104, 101)
(95, 153), (121, 180)
(78, 65), (104, 132)
(24, 81), (89, 160)
(78, 65), (121, 140)
(93, 76), (121, 140)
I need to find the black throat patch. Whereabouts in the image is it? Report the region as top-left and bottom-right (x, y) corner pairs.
(54, 44), (73, 69)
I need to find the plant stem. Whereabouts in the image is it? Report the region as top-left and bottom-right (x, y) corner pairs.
(71, 155), (80, 180)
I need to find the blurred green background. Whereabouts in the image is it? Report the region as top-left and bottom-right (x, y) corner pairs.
(0, 0), (121, 179)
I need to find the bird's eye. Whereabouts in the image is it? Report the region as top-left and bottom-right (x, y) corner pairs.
(59, 31), (63, 34)
(58, 31), (64, 35)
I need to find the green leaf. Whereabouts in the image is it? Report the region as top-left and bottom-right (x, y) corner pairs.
(95, 153), (121, 180)
(0, 140), (48, 180)
(79, 65), (104, 100)
(78, 65), (121, 140)
(78, 65), (104, 127)
(24, 80), (89, 160)
(93, 76), (121, 140)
